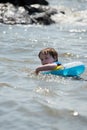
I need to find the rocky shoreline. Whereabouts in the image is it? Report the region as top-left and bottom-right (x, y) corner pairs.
(0, 0), (62, 25)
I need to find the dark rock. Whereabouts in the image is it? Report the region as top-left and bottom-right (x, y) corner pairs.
(31, 12), (55, 25)
(0, 0), (49, 6)
(60, 11), (65, 14)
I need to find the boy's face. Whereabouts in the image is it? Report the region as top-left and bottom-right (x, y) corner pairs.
(39, 53), (56, 65)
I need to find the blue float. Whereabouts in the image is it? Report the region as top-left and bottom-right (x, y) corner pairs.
(43, 62), (85, 77)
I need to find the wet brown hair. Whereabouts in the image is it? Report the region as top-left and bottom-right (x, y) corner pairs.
(38, 48), (58, 61)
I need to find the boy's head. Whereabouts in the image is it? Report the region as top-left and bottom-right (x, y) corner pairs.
(38, 48), (58, 65)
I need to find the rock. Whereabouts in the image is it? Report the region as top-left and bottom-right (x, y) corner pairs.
(0, 1), (58, 25)
(0, 3), (32, 24)
(28, 5), (57, 25)
(0, 0), (49, 6)
(31, 12), (55, 25)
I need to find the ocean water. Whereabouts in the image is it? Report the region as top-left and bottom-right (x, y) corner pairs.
(0, 0), (87, 130)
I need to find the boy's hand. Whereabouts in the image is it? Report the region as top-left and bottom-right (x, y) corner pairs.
(35, 69), (39, 75)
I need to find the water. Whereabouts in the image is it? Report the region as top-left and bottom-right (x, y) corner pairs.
(0, 0), (87, 130)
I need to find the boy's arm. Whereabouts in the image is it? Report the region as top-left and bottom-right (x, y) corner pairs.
(35, 63), (57, 75)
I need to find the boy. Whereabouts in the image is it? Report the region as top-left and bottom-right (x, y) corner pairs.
(35, 48), (63, 75)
